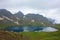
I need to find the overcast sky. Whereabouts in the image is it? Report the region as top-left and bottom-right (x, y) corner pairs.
(0, 0), (60, 23)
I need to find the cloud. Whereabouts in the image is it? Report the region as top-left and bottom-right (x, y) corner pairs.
(42, 8), (60, 23)
(0, 0), (60, 9)
(48, 0), (60, 9)
(0, 0), (29, 8)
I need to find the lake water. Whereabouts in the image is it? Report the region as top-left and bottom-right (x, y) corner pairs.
(3, 26), (58, 32)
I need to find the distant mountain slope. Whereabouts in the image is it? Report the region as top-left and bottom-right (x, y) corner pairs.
(0, 9), (19, 25)
(0, 9), (53, 27)
(0, 9), (17, 20)
(23, 14), (53, 26)
(14, 11), (24, 20)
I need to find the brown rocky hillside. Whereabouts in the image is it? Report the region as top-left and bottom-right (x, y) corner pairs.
(0, 31), (28, 40)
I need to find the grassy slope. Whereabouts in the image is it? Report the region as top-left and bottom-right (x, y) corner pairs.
(20, 30), (60, 40)
(0, 20), (18, 30)
(18, 22), (51, 27)
(0, 30), (60, 40)
(53, 24), (60, 29)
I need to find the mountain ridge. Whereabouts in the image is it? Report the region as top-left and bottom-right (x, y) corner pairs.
(0, 9), (53, 27)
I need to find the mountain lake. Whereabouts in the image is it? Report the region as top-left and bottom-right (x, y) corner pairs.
(3, 26), (58, 32)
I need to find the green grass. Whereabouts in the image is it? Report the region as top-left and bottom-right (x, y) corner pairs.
(53, 24), (60, 29)
(20, 30), (60, 40)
